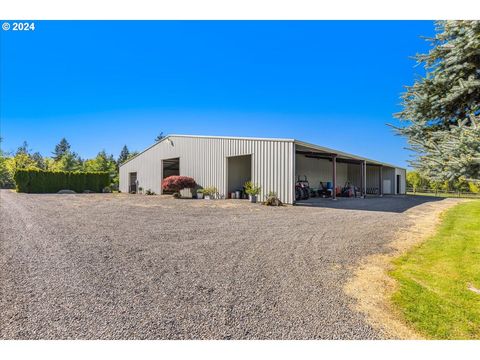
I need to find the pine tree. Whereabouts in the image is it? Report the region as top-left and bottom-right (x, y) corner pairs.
(118, 145), (130, 165)
(155, 132), (165, 142)
(31, 152), (46, 170)
(53, 138), (71, 161)
(16, 141), (30, 155)
(393, 21), (480, 181)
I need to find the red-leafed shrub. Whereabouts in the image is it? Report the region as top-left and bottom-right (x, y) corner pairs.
(162, 176), (196, 193)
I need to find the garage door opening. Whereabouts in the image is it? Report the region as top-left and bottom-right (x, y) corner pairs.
(295, 145), (373, 202)
(129, 172), (137, 194)
(162, 158), (180, 194)
(227, 155), (251, 199)
(295, 148), (355, 200)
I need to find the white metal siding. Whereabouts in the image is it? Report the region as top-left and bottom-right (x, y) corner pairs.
(295, 155), (348, 188)
(383, 167), (396, 194)
(366, 166), (380, 192)
(120, 136), (295, 204)
(347, 164), (380, 190)
(395, 168), (407, 194)
(347, 163), (362, 188)
(347, 164), (399, 195)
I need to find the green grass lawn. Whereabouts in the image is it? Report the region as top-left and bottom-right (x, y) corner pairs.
(390, 201), (480, 339)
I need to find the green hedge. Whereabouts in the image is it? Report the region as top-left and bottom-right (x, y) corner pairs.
(14, 169), (110, 193)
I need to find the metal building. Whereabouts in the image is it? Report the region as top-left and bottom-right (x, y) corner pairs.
(119, 135), (406, 204)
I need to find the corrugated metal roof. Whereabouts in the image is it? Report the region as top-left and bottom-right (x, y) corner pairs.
(120, 134), (405, 170)
(119, 134), (294, 167)
(294, 140), (405, 170)
(169, 134), (295, 142)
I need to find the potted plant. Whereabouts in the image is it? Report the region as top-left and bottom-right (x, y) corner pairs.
(244, 181), (261, 203)
(202, 186), (217, 200)
(196, 188), (204, 199)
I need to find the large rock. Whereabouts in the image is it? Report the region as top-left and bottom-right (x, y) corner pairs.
(57, 189), (76, 194)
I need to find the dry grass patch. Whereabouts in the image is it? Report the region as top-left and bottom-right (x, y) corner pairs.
(344, 198), (464, 339)
(390, 201), (480, 339)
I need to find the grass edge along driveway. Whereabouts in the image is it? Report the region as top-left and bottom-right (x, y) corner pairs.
(390, 200), (480, 339)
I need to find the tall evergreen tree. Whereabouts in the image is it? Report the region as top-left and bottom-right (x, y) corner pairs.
(118, 145), (130, 165)
(16, 141), (30, 155)
(31, 152), (46, 170)
(53, 138), (71, 160)
(393, 21), (480, 181)
(155, 132), (165, 142)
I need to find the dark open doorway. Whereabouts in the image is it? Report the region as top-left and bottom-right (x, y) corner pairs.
(227, 155), (251, 198)
(129, 172), (137, 194)
(397, 174), (401, 194)
(162, 158), (180, 194)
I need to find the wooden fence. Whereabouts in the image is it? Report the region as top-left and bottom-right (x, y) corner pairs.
(407, 187), (480, 199)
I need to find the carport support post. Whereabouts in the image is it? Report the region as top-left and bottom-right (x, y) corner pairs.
(362, 160), (367, 198)
(332, 155), (337, 200)
(379, 166), (383, 197)
(360, 162), (364, 198)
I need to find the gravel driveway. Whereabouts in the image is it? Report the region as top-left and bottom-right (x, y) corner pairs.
(0, 190), (438, 339)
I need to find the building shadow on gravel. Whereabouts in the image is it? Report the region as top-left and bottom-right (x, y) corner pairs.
(295, 195), (445, 213)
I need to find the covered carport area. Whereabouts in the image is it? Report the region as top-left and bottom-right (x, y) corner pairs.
(294, 141), (396, 202)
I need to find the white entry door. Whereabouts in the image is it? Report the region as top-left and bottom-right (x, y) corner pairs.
(383, 180), (392, 194)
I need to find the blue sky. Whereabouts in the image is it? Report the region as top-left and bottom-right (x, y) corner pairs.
(1, 21), (434, 167)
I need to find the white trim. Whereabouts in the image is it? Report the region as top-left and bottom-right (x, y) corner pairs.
(169, 134), (295, 142)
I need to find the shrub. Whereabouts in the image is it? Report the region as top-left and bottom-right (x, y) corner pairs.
(162, 176), (196, 193)
(244, 181), (261, 196)
(13, 169), (109, 193)
(69, 172), (86, 193)
(202, 186), (218, 197)
(468, 181), (479, 194)
(29, 169), (45, 193)
(263, 191), (283, 206)
(145, 189), (156, 195)
(14, 170), (30, 192)
(85, 173), (98, 192)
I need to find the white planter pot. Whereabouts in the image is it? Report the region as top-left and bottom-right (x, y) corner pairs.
(197, 193), (204, 199)
(249, 195), (257, 203)
(205, 195), (211, 200)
